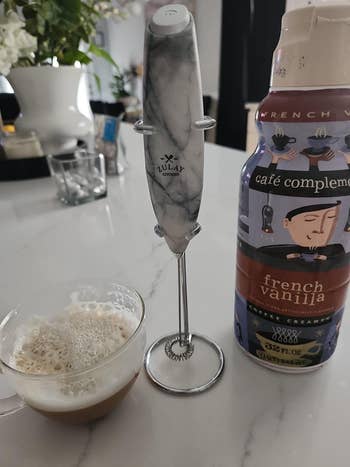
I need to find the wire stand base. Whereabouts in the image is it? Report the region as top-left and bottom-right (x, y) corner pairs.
(144, 333), (224, 395)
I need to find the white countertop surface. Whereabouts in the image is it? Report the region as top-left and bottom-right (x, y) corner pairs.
(0, 124), (350, 467)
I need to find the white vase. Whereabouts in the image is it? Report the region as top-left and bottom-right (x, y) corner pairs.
(8, 66), (94, 154)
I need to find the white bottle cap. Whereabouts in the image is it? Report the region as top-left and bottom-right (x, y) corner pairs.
(150, 4), (191, 36)
(271, 4), (350, 88)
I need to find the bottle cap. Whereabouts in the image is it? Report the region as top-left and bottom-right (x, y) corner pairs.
(271, 4), (350, 88)
(150, 4), (190, 36)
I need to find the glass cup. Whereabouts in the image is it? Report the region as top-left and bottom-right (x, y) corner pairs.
(0, 282), (146, 424)
(47, 151), (107, 206)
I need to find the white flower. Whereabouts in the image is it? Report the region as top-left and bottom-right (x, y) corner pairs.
(0, 62), (11, 76)
(126, 2), (142, 16)
(94, 2), (112, 13)
(0, 11), (23, 31)
(0, 48), (11, 76)
(0, 11), (37, 76)
(112, 7), (121, 16)
(6, 47), (19, 63)
(3, 31), (18, 48)
(15, 29), (37, 54)
(0, 48), (7, 61)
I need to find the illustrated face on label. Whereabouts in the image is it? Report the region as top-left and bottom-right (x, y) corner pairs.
(283, 202), (341, 248)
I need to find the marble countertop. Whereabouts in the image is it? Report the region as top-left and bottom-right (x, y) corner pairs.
(0, 124), (349, 467)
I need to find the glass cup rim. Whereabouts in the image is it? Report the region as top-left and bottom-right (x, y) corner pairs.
(0, 283), (145, 381)
(47, 152), (104, 164)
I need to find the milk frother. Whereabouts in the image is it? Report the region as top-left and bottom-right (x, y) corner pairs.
(135, 4), (224, 393)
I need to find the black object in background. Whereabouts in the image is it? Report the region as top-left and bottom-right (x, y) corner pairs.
(90, 100), (125, 117)
(0, 142), (87, 181)
(0, 93), (20, 124)
(247, 1), (286, 102)
(0, 157), (50, 181)
(216, 0), (286, 150)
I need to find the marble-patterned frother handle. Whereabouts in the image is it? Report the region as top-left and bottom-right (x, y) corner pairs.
(136, 4), (215, 254)
(135, 7), (224, 395)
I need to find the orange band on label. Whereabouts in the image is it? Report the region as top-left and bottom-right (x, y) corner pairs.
(236, 249), (350, 317)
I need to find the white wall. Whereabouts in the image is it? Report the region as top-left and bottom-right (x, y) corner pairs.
(285, 0), (349, 9)
(196, 0), (222, 97)
(88, 19), (113, 101)
(108, 15), (145, 72)
(95, 1), (223, 101)
(89, 14), (145, 102)
(286, 0), (310, 9)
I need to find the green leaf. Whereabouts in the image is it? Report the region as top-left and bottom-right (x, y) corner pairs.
(75, 26), (90, 44)
(40, 1), (60, 21)
(81, 3), (100, 17)
(93, 73), (101, 94)
(22, 5), (36, 19)
(61, 50), (92, 65)
(88, 43), (120, 71)
(37, 17), (46, 35)
(3, 0), (17, 12)
(5, 0), (124, 69)
(25, 18), (37, 35)
(53, 0), (81, 22)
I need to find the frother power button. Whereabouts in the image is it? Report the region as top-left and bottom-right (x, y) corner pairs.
(150, 4), (190, 35)
(164, 9), (178, 16)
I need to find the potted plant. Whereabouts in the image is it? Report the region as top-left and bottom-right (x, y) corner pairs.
(110, 66), (140, 108)
(0, 0), (137, 154)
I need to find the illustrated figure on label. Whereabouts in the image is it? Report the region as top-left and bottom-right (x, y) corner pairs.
(327, 318), (342, 353)
(300, 128), (337, 173)
(300, 147), (335, 172)
(267, 147), (297, 167)
(338, 139), (350, 166)
(271, 130), (296, 152)
(260, 146), (298, 234)
(338, 138), (350, 232)
(268, 127), (298, 166)
(260, 201), (344, 261)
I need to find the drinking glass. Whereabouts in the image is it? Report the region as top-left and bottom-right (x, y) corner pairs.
(47, 151), (107, 205)
(0, 282), (146, 424)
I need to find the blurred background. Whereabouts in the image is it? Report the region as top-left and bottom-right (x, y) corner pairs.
(0, 0), (315, 156)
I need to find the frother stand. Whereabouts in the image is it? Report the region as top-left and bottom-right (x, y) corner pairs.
(144, 226), (224, 394)
(135, 4), (224, 394)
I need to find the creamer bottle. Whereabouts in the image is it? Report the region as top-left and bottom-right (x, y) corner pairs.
(234, 4), (350, 372)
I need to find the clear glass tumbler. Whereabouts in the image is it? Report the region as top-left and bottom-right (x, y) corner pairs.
(47, 151), (107, 206)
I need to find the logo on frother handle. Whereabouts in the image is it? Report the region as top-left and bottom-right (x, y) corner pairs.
(157, 154), (184, 176)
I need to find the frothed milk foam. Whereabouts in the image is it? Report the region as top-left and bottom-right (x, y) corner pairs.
(11, 302), (139, 413)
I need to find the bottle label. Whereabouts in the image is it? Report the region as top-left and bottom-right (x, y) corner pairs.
(235, 107), (350, 369)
